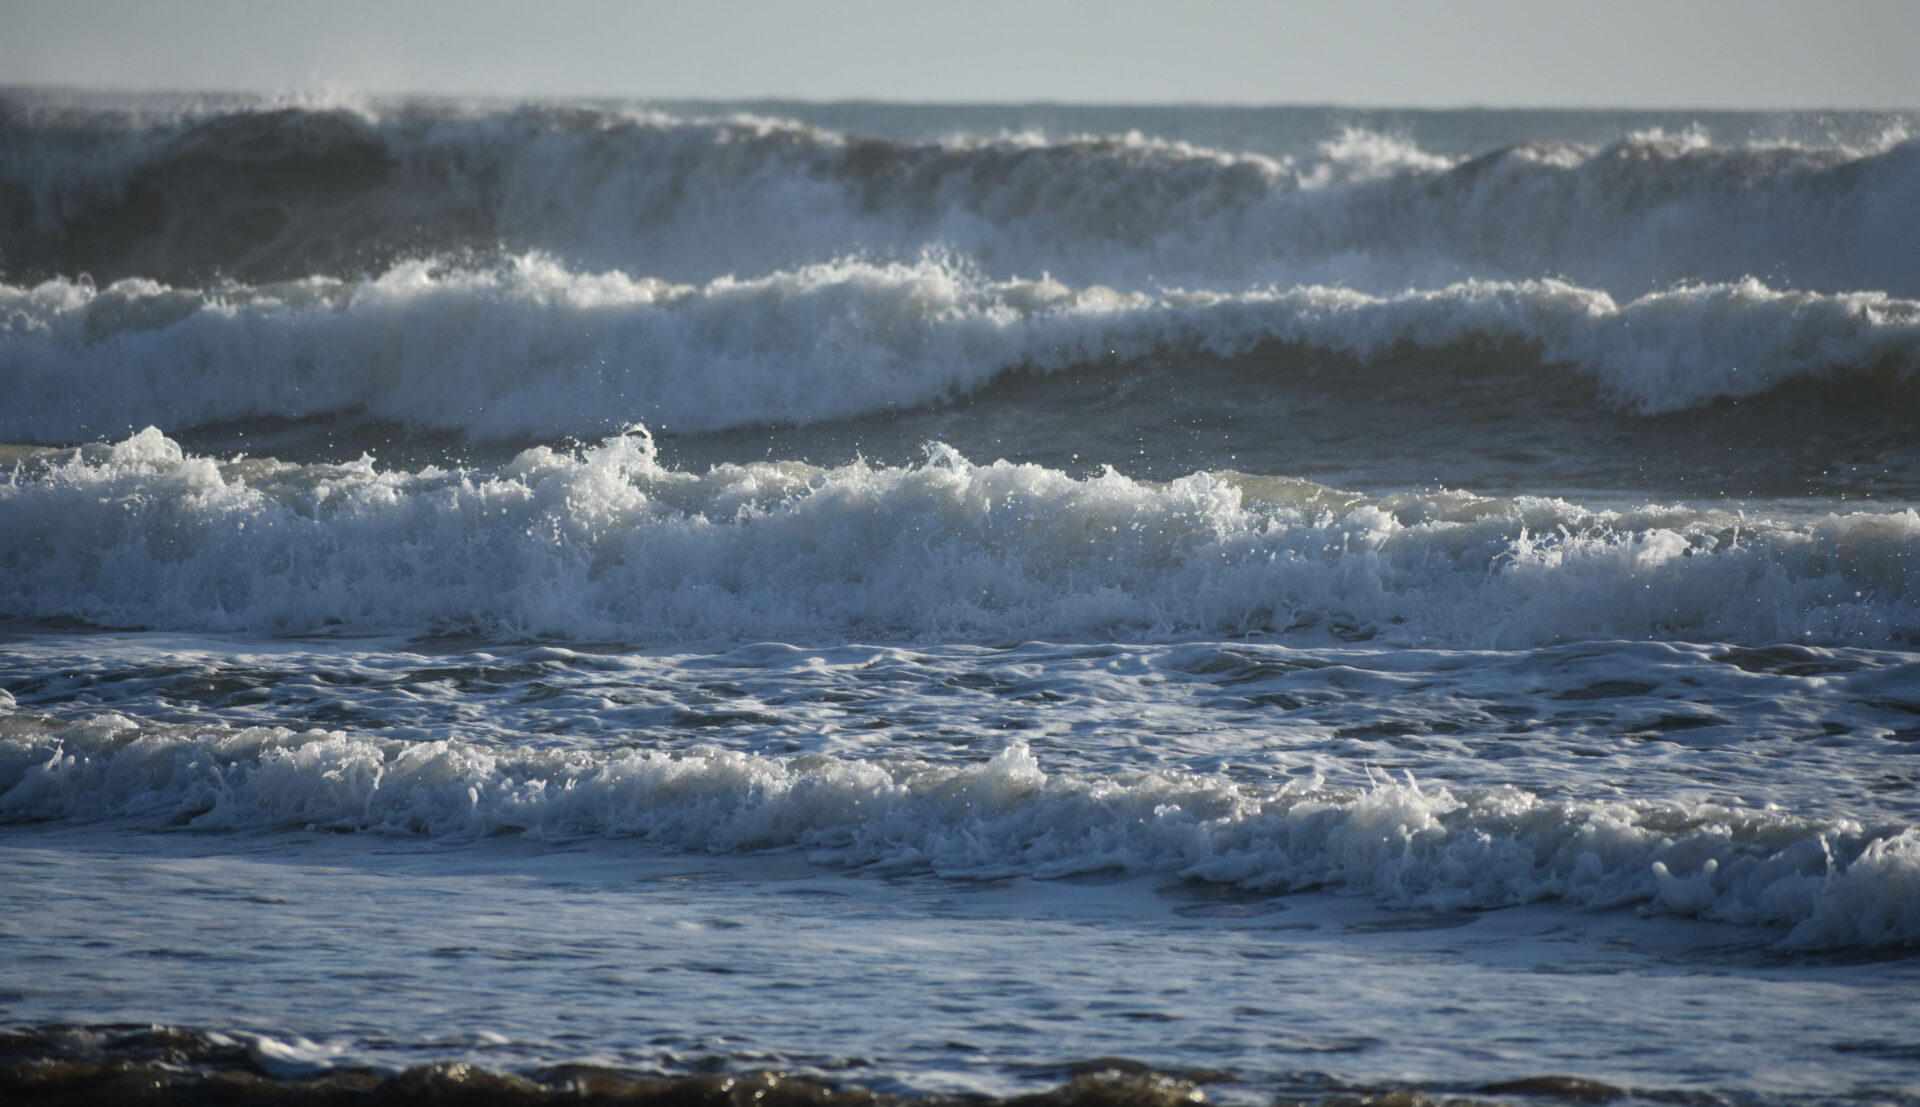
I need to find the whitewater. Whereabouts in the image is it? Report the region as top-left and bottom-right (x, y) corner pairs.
(2, 92), (1918, 1106)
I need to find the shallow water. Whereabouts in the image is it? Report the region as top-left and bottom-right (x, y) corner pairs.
(6, 821), (1920, 1102)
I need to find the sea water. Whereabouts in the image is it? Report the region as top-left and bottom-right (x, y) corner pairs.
(1, 92), (1918, 1104)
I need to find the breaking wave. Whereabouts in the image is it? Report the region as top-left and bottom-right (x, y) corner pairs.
(4, 258), (1917, 444)
(5, 98), (1917, 297)
(3, 428), (1915, 647)
(3, 716), (1913, 951)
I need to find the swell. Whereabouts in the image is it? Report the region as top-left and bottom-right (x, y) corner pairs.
(4, 259), (1917, 444)
(2, 717), (1913, 951)
(4, 98), (1916, 297)
(1, 429), (1915, 647)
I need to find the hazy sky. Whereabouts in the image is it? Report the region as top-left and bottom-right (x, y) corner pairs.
(3, 0), (1915, 109)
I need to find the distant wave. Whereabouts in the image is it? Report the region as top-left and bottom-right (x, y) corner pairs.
(4, 257), (1916, 443)
(4, 99), (1916, 296)
(3, 717), (1913, 951)
(2, 428), (1914, 647)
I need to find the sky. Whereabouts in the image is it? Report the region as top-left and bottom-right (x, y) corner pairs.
(2, 0), (1915, 109)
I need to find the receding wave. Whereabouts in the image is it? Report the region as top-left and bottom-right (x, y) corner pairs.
(4, 258), (1916, 444)
(3, 716), (1913, 951)
(2, 428), (1914, 647)
(4, 98), (1916, 296)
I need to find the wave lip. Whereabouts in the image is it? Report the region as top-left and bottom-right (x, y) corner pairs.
(1, 429), (1915, 648)
(3, 717), (1913, 951)
(4, 260), (1917, 445)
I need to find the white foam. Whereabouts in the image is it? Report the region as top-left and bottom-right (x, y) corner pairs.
(2, 718), (1911, 950)
(1, 429), (1914, 647)
(4, 259), (1916, 444)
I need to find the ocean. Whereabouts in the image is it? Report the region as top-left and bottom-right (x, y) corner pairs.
(2, 91), (1918, 1105)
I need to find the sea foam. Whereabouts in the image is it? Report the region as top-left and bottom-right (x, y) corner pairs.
(3, 428), (1914, 647)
